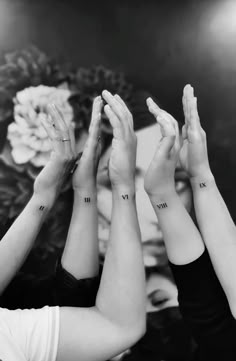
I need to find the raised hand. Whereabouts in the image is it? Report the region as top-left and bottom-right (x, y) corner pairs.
(179, 85), (211, 179)
(144, 97), (180, 197)
(102, 90), (137, 191)
(72, 96), (103, 192)
(33, 104), (77, 205)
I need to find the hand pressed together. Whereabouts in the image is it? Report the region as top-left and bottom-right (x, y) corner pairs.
(33, 103), (77, 206)
(144, 97), (180, 197)
(179, 84), (212, 179)
(72, 96), (103, 193)
(102, 90), (137, 192)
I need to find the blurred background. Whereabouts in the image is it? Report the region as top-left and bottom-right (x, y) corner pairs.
(0, 0), (236, 305)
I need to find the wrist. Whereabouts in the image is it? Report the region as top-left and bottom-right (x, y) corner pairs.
(146, 185), (177, 200)
(112, 185), (136, 202)
(31, 193), (54, 213)
(190, 170), (215, 189)
(148, 189), (178, 205)
(73, 189), (97, 204)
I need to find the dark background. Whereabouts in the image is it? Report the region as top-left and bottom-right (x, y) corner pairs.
(0, 0), (236, 214)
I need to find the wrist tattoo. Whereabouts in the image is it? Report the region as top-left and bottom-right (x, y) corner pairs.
(122, 194), (129, 200)
(156, 202), (168, 210)
(84, 197), (91, 203)
(199, 182), (207, 188)
(39, 205), (45, 211)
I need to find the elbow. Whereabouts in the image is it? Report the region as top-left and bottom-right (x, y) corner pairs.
(122, 319), (146, 347)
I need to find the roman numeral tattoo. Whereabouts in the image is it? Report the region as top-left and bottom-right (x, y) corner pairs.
(39, 206), (45, 211)
(199, 182), (207, 188)
(156, 202), (168, 209)
(84, 197), (91, 203)
(122, 194), (129, 200)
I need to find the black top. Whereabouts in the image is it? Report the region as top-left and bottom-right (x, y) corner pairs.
(169, 250), (236, 360)
(0, 260), (100, 309)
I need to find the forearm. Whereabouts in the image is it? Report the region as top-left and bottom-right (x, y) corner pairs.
(95, 187), (146, 335)
(149, 190), (204, 265)
(0, 194), (50, 293)
(61, 190), (99, 279)
(191, 172), (236, 314)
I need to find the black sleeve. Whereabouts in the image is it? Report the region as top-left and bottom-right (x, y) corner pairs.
(52, 259), (101, 307)
(0, 262), (101, 309)
(169, 250), (236, 353)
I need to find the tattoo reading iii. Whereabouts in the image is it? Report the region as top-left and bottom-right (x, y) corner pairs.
(156, 202), (168, 210)
(39, 206), (45, 211)
(84, 197), (91, 203)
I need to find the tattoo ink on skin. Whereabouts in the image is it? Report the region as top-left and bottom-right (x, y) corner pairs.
(122, 194), (129, 200)
(199, 182), (207, 188)
(156, 202), (168, 210)
(84, 197), (91, 203)
(39, 206), (45, 211)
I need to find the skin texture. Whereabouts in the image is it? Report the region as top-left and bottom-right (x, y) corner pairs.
(61, 96), (103, 279)
(182, 84), (236, 318)
(144, 96), (205, 265)
(56, 92), (146, 361)
(0, 104), (77, 294)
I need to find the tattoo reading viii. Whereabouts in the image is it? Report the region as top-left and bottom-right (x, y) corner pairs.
(156, 202), (168, 210)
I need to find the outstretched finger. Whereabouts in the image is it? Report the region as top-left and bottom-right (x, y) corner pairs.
(183, 84), (194, 126)
(40, 115), (64, 155)
(47, 103), (72, 157)
(104, 104), (123, 139)
(102, 90), (130, 133)
(189, 96), (201, 132)
(161, 109), (180, 146)
(156, 115), (176, 155)
(146, 97), (162, 119)
(85, 96), (103, 156)
(114, 94), (133, 128)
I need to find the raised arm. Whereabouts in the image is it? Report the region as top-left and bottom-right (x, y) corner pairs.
(144, 97), (205, 265)
(181, 84), (236, 317)
(0, 105), (76, 294)
(56, 92), (146, 361)
(61, 96), (102, 280)
(144, 98), (236, 353)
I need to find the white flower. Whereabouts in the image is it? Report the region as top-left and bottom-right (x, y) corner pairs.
(7, 85), (73, 167)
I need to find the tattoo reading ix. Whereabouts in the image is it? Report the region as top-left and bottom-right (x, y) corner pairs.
(84, 197), (91, 203)
(122, 194), (129, 200)
(199, 182), (207, 188)
(39, 206), (45, 211)
(156, 202), (168, 210)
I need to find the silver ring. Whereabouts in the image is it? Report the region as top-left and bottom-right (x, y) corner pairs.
(61, 138), (71, 142)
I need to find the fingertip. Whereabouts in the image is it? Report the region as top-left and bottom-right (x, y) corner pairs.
(146, 97), (154, 106)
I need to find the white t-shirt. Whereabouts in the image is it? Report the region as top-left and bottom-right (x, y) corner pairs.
(0, 306), (59, 361)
